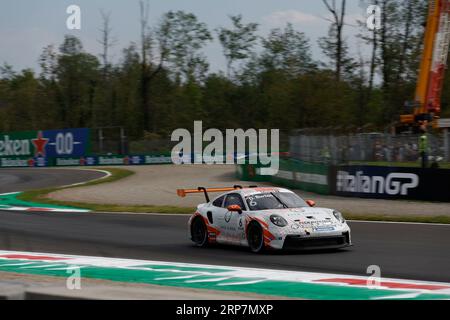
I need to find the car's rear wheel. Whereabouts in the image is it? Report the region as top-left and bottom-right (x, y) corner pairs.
(191, 217), (208, 247)
(247, 222), (264, 253)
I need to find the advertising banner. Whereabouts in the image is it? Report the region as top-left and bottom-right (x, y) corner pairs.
(236, 159), (330, 195)
(0, 128), (90, 159)
(42, 128), (90, 157)
(273, 159), (329, 194)
(0, 131), (36, 158)
(0, 156), (50, 167)
(330, 165), (450, 201)
(53, 154), (173, 167)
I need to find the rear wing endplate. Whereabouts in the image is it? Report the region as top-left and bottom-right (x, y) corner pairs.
(177, 185), (257, 202)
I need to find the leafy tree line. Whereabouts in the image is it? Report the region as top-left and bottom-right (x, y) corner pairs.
(0, 0), (447, 140)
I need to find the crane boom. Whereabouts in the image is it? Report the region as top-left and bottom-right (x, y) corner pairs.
(426, 0), (450, 115)
(400, 0), (450, 129)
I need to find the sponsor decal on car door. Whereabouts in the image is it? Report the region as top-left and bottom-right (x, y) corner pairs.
(220, 193), (245, 245)
(212, 205), (229, 244)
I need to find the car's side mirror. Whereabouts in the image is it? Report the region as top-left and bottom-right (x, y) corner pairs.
(227, 204), (242, 213)
(306, 200), (316, 207)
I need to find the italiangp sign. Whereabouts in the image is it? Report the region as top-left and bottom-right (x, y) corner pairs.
(0, 128), (90, 167)
(238, 160), (450, 202)
(330, 165), (450, 202)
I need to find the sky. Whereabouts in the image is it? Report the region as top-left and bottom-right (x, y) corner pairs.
(0, 0), (370, 74)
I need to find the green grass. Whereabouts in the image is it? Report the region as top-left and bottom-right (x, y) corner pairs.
(17, 167), (134, 203)
(32, 200), (195, 214)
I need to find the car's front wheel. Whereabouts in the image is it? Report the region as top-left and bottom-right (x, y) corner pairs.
(191, 217), (208, 247)
(247, 222), (264, 253)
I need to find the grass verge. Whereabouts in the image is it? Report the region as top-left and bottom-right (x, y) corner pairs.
(17, 167), (195, 214)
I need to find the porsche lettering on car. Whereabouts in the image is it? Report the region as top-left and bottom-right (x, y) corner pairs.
(177, 186), (352, 253)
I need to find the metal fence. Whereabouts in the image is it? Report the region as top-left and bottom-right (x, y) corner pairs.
(289, 131), (450, 165)
(90, 129), (291, 155)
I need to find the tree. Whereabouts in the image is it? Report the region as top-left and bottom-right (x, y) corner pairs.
(114, 44), (142, 137)
(2, 6), (438, 139)
(56, 35), (100, 127)
(95, 10), (118, 129)
(376, 0), (427, 122)
(319, 0), (355, 81)
(357, 0), (380, 94)
(38, 45), (61, 128)
(137, 0), (170, 133)
(260, 23), (316, 77)
(201, 74), (236, 129)
(39, 45), (58, 81)
(2, 70), (37, 130)
(217, 15), (259, 78)
(98, 10), (116, 76)
(138, 0), (153, 133)
(158, 10), (212, 83)
(0, 63), (16, 80)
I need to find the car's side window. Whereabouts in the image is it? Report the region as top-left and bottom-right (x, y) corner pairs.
(224, 193), (245, 209)
(212, 195), (225, 207)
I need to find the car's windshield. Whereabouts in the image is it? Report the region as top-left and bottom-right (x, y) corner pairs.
(245, 192), (308, 211)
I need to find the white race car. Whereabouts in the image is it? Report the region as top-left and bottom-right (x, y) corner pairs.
(177, 186), (352, 253)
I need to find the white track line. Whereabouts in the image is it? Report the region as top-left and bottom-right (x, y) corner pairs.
(0, 168), (112, 213)
(20, 264), (64, 269)
(59, 168), (112, 188)
(348, 220), (450, 227)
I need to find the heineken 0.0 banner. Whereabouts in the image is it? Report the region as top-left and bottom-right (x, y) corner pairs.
(0, 128), (90, 162)
(0, 128), (173, 168)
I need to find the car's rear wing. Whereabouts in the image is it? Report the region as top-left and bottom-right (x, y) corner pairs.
(177, 185), (257, 202)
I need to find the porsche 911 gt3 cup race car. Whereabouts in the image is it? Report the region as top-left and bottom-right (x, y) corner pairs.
(177, 186), (352, 253)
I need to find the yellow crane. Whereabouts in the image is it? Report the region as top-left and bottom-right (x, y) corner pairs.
(400, 0), (450, 131)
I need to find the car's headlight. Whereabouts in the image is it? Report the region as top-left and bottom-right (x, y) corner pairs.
(333, 210), (346, 223)
(270, 214), (288, 227)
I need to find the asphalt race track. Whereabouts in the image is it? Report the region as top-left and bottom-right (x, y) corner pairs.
(0, 168), (106, 193)
(0, 168), (450, 283)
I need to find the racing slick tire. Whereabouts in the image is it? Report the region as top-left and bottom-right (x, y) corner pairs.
(247, 221), (265, 253)
(191, 217), (209, 247)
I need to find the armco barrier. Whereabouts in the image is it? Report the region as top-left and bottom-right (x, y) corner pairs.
(236, 159), (330, 195)
(329, 165), (450, 202)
